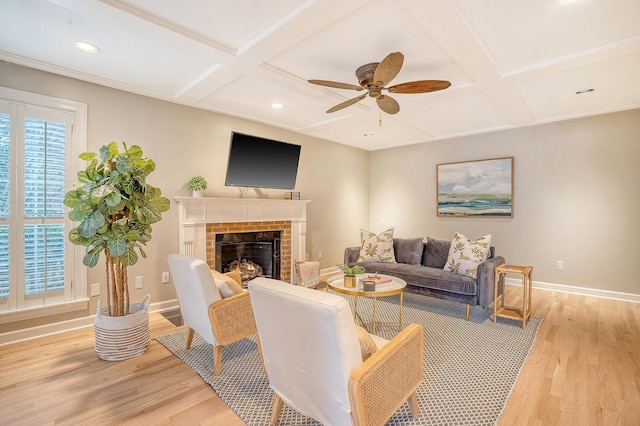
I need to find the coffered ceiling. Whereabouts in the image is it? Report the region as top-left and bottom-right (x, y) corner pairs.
(1, 0), (639, 150)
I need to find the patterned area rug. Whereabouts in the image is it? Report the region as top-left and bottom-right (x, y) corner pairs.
(156, 292), (541, 425)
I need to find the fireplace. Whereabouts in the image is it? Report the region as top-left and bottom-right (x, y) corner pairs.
(215, 231), (281, 283)
(174, 197), (310, 284)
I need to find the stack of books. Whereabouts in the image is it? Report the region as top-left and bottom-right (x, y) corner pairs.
(365, 275), (392, 285)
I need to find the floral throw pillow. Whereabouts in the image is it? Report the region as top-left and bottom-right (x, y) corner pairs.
(443, 232), (491, 278)
(357, 227), (396, 263)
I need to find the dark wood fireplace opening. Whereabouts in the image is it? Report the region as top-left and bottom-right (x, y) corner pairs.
(215, 231), (281, 284)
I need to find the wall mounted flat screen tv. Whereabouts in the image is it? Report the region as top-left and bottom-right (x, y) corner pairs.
(225, 132), (301, 190)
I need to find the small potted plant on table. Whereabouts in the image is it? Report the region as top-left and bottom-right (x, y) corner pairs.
(337, 264), (365, 288)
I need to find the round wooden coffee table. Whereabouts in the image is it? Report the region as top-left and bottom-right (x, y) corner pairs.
(327, 274), (406, 333)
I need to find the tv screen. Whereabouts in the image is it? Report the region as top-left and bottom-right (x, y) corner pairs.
(225, 132), (301, 190)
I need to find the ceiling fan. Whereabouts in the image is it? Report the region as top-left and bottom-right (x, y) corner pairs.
(308, 52), (451, 115)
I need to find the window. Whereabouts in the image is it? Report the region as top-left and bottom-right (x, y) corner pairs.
(0, 87), (87, 319)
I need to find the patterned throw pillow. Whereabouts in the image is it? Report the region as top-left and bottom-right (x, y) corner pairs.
(211, 269), (243, 298)
(443, 232), (491, 278)
(357, 227), (396, 263)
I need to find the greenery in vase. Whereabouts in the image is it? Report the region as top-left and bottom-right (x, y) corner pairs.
(64, 142), (171, 316)
(188, 175), (207, 191)
(337, 263), (365, 277)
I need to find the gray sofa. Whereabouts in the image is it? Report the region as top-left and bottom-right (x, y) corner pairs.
(344, 237), (505, 319)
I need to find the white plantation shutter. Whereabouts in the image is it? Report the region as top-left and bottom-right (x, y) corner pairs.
(23, 118), (66, 296)
(0, 112), (9, 299)
(0, 88), (87, 316)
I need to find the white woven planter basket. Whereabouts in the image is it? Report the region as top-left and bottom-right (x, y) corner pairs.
(95, 294), (151, 361)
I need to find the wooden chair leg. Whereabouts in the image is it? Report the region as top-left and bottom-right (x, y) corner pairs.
(185, 328), (195, 349)
(407, 391), (420, 418)
(213, 345), (223, 376)
(270, 393), (284, 425)
(465, 304), (471, 321)
(256, 336), (267, 376)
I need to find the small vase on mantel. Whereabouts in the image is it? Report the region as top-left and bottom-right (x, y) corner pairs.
(192, 190), (203, 198)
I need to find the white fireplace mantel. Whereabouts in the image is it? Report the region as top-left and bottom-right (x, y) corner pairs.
(173, 196), (310, 278)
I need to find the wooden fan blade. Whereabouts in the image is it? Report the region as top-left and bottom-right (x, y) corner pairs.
(308, 79), (364, 91)
(387, 80), (451, 94)
(326, 94), (367, 113)
(376, 95), (400, 115)
(373, 52), (404, 87)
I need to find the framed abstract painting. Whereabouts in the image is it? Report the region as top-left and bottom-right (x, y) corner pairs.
(437, 157), (514, 217)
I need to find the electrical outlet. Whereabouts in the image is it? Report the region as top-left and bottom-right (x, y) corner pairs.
(91, 282), (100, 297)
(305, 252), (309, 261)
(162, 272), (170, 283)
(556, 260), (564, 271)
(318, 250), (322, 259)
(135, 276), (143, 289)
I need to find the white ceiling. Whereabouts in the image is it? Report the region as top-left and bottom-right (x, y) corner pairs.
(1, 0), (639, 151)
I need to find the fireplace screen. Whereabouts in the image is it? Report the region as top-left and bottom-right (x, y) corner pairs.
(215, 231), (281, 284)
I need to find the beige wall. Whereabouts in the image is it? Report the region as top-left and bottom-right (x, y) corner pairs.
(2, 59), (638, 335)
(0, 61), (369, 332)
(368, 109), (640, 294)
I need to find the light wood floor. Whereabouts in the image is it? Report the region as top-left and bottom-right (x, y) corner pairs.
(1, 286), (638, 425)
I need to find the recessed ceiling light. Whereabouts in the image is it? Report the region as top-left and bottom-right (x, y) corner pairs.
(575, 88), (595, 95)
(560, 0), (581, 5)
(271, 103), (282, 109)
(74, 41), (100, 54)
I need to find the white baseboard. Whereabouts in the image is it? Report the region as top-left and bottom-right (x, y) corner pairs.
(505, 278), (640, 303)
(0, 298), (180, 347)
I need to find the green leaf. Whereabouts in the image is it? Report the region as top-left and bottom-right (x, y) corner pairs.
(105, 191), (122, 207)
(79, 220), (97, 239)
(79, 151), (97, 161)
(91, 184), (115, 200)
(109, 235), (128, 257)
(89, 210), (105, 229)
(120, 246), (139, 266)
(68, 228), (88, 246)
(116, 156), (134, 174)
(111, 217), (128, 234)
(77, 170), (92, 183)
(127, 145), (143, 158)
(63, 190), (80, 208)
(83, 250), (101, 268)
(139, 206), (162, 224)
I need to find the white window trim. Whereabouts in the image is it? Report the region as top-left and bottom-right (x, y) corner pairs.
(0, 86), (88, 322)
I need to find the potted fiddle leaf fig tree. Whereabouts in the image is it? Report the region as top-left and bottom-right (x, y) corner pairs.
(64, 141), (170, 361)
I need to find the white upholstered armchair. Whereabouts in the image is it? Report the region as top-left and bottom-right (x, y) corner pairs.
(167, 254), (257, 376)
(248, 277), (424, 426)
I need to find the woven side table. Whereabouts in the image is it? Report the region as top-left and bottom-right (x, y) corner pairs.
(493, 264), (533, 329)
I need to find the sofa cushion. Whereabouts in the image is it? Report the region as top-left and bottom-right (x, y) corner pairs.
(357, 227), (396, 263)
(423, 237), (451, 268)
(393, 237), (424, 265)
(355, 261), (477, 296)
(443, 232), (492, 278)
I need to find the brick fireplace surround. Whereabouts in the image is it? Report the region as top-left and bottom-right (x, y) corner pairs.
(174, 197), (310, 284)
(206, 221), (292, 282)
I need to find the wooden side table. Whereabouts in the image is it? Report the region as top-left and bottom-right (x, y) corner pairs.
(493, 264), (533, 329)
